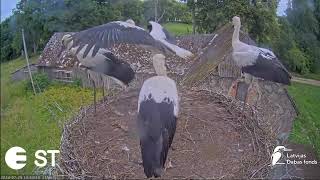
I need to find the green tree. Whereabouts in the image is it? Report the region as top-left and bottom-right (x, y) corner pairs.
(285, 46), (311, 74)
(272, 18), (295, 66)
(286, 0), (320, 73)
(14, 0), (45, 54)
(143, 0), (190, 23)
(192, 0), (279, 44)
(1, 18), (19, 62)
(121, 0), (144, 24)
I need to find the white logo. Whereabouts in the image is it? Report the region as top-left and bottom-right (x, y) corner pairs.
(5, 146), (60, 170)
(5, 146), (27, 170)
(271, 146), (292, 166)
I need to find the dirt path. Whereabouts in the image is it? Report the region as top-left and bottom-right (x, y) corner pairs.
(292, 77), (320, 86)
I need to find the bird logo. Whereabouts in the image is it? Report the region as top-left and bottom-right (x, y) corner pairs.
(271, 146), (292, 166)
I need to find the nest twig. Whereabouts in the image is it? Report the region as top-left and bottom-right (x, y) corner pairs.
(55, 87), (275, 179)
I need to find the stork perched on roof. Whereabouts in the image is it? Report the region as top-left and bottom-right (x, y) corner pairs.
(231, 16), (291, 85)
(137, 54), (178, 178)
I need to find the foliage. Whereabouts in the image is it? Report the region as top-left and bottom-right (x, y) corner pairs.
(1, 0), (319, 74)
(285, 46), (310, 74)
(0, 57), (103, 175)
(271, 0), (320, 74)
(26, 73), (51, 93)
(288, 82), (320, 158)
(285, 0), (320, 73)
(71, 78), (83, 87)
(143, 0), (191, 23)
(0, 0), (190, 62)
(1, 55), (39, 109)
(191, 0), (279, 44)
(1, 18), (19, 62)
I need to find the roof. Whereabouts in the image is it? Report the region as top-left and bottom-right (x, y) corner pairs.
(10, 63), (38, 74)
(38, 32), (78, 69)
(37, 30), (216, 76)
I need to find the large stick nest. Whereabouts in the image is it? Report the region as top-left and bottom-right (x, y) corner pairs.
(58, 87), (274, 179)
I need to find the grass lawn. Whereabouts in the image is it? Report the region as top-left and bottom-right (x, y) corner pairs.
(163, 22), (193, 36)
(1, 57), (102, 175)
(288, 82), (320, 157)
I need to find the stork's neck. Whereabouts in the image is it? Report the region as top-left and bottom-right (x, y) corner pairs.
(156, 71), (167, 76)
(232, 24), (241, 47)
(154, 64), (167, 76)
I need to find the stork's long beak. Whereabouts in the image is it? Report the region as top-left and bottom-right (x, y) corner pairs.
(284, 148), (292, 151)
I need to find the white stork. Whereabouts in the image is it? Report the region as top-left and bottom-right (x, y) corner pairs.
(231, 16), (291, 85)
(62, 19), (193, 85)
(137, 54), (178, 178)
(148, 21), (193, 59)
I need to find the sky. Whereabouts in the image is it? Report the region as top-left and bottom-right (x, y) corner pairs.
(1, 0), (288, 22)
(1, 0), (19, 22)
(277, 0), (288, 16)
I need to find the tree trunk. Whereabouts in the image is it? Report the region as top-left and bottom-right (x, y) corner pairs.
(22, 29), (36, 95)
(192, 5), (196, 34)
(155, 0), (158, 22)
(158, 9), (166, 22)
(33, 41), (37, 54)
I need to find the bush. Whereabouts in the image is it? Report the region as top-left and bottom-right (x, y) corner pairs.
(71, 78), (83, 87)
(285, 46), (311, 74)
(26, 73), (51, 93)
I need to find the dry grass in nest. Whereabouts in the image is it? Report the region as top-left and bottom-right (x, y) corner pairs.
(56, 87), (275, 179)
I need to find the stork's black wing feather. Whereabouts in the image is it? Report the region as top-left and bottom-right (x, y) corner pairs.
(159, 101), (177, 168)
(69, 21), (170, 58)
(138, 98), (177, 178)
(243, 54), (291, 85)
(270, 57), (291, 78)
(258, 48), (291, 77)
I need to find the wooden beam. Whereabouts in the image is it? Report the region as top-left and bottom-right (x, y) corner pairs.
(22, 29), (37, 95)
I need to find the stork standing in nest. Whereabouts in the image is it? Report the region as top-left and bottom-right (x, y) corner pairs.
(231, 16), (291, 85)
(137, 54), (178, 178)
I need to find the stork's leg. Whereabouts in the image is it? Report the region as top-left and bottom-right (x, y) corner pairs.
(243, 73), (252, 84)
(164, 158), (173, 172)
(247, 77), (262, 105)
(92, 79), (97, 114)
(241, 73), (252, 111)
(101, 75), (105, 103)
(242, 93), (247, 112)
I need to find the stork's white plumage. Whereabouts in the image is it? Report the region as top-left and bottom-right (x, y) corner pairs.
(231, 16), (291, 85)
(61, 19), (171, 85)
(137, 54), (178, 178)
(62, 19), (193, 84)
(148, 21), (193, 59)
